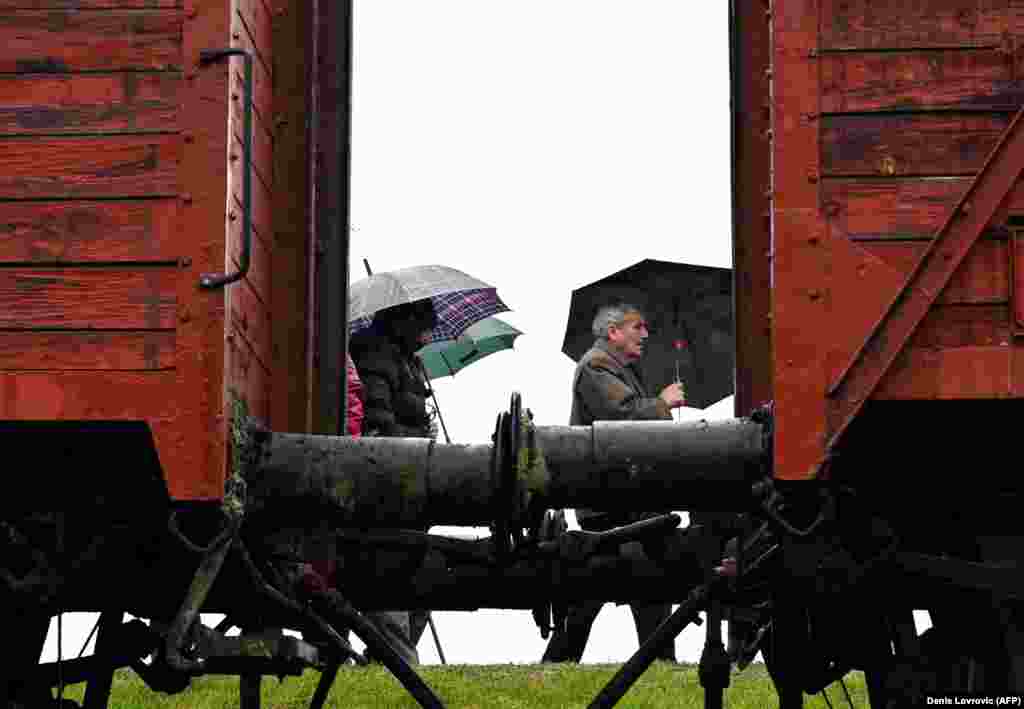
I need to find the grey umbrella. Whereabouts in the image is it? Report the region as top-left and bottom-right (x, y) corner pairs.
(561, 259), (734, 409)
(349, 264), (509, 343)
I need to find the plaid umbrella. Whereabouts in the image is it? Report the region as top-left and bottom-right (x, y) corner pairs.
(348, 264), (510, 343)
(416, 316), (522, 380)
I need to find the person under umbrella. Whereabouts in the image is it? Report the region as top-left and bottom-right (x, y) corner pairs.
(541, 302), (686, 665)
(349, 263), (510, 345)
(348, 298), (439, 665)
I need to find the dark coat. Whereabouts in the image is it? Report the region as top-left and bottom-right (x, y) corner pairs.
(349, 328), (432, 438)
(571, 338), (671, 530)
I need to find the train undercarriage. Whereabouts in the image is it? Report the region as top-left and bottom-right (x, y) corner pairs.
(3, 397), (1024, 709)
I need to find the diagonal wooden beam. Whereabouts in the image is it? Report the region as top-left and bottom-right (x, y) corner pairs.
(825, 105), (1024, 455)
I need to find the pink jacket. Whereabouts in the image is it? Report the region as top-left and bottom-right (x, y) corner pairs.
(346, 353), (365, 437)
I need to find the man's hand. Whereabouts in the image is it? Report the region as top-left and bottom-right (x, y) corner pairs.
(658, 382), (686, 408)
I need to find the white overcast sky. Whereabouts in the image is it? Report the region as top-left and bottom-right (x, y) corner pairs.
(44, 1), (757, 669)
(349, 1), (733, 449)
(346, 0), (734, 665)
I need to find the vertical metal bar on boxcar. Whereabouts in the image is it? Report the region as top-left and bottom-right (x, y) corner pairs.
(312, 0), (354, 435)
(729, 0), (774, 418)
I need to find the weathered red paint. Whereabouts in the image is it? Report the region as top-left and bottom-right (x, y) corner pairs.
(911, 303), (1010, 348)
(860, 239), (1010, 305)
(231, 2), (273, 128)
(176, 1), (233, 500)
(228, 277), (271, 374)
(230, 72), (273, 189)
(230, 128), (272, 239)
(826, 104), (1024, 451)
(770, 0), (1024, 480)
(227, 326), (269, 422)
(0, 371), (181, 420)
(0, 1), (179, 7)
(0, 268), (177, 329)
(0, 73), (179, 135)
(225, 0), (275, 442)
(730, 0), (773, 417)
(821, 49), (1022, 113)
(0, 199), (179, 263)
(819, 0), (1004, 50)
(876, 345), (1013, 400)
(822, 113), (1010, 177)
(229, 201), (270, 305)
(0, 331), (175, 371)
(0, 136), (180, 199)
(0, 10), (182, 72)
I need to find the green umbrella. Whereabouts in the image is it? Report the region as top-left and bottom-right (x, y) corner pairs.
(416, 316), (522, 380)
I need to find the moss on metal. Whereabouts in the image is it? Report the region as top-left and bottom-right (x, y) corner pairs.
(517, 410), (550, 507)
(224, 389), (250, 521)
(333, 477), (356, 513)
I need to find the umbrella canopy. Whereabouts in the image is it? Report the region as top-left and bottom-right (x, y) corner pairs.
(561, 259), (733, 409)
(349, 264), (510, 343)
(417, 317), (523, 380)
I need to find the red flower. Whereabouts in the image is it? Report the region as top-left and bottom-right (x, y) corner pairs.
(673, 339), (688, 350)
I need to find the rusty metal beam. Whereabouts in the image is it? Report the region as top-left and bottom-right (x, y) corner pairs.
(825, 105), (1024, 454)
(242, 419), (765, 528)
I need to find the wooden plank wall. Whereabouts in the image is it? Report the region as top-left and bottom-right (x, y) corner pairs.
(817, 0), (1024, 399)
(225, 0), (273, 422)
(0, 5), (183, 378)
(0, 2), (252, 500)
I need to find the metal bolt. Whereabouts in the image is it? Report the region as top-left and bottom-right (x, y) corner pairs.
(232, 32), (240, 40)
(808, 235), (820, 245)
(807, 48), (819, 58)
(230, 152), (238, 162)
(180, 257), (192, 268)
(180, 309), (191, 323)
(184, 133), (194, 144)
(808, 289), (822, 301)
(228, 211), (237, 222)
(182, 193), (193, 204)
(961, 202), (972, 216)
(807, 170), (819, 183)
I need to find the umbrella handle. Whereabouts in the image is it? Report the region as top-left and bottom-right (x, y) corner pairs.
(415, 356), (452, 444)
(430, 389), (452, 444)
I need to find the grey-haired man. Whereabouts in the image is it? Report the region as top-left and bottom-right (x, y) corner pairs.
(541, 303), (685, 663)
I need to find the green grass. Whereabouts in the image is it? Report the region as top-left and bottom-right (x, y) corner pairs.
(56, 663), (870, 708)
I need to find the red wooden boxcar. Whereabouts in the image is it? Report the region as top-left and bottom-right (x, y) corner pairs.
(0, 0), (334, 504)
(735, 0), (1024, 482)
(6, 1), (1024, 707)
(729, 1), (1024, 705)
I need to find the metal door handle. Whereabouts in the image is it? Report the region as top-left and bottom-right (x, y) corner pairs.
(198, 48), (253, 290)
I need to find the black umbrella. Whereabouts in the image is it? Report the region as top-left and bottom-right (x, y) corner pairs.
(561, 259), (733, 409)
